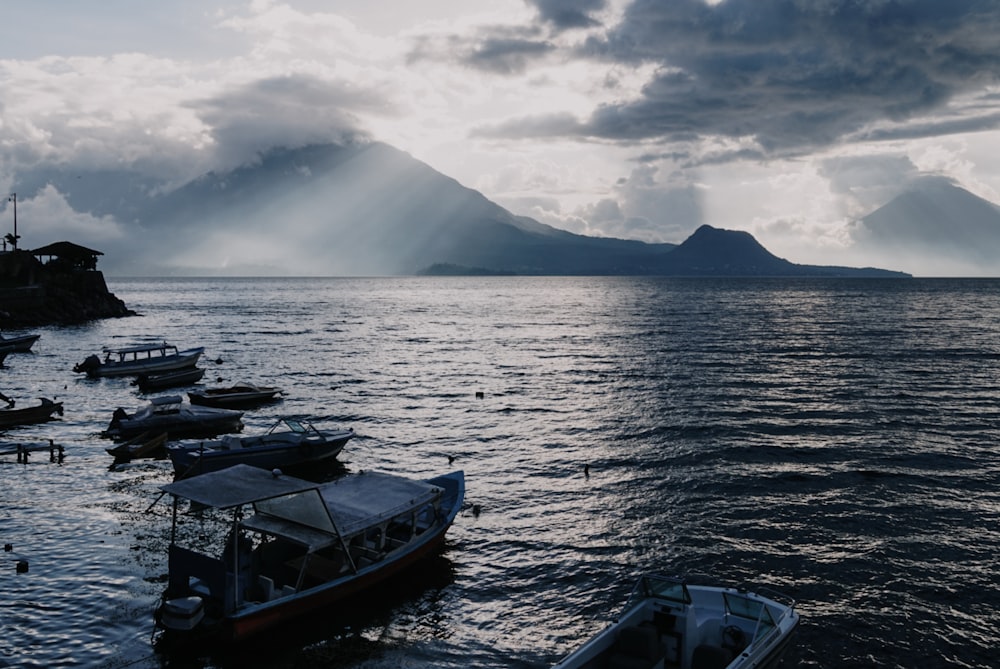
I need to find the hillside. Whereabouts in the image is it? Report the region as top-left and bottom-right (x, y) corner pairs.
(851, 180), (1000, 274)
(11, 141), (908, 277)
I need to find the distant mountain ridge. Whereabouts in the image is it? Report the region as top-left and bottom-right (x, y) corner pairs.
(13, 141), (908, 277)
(852, 181), (1000, 273)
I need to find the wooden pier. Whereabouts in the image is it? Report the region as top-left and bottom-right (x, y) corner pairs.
(0, 440), (65, 463)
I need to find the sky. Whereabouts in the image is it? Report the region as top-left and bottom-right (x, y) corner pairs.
(3, 0), (1000, 275)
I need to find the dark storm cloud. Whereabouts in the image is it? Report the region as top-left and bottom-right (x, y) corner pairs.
(526, 0), (607, 30)
(498, 0), (1000, 156)
(189, 74), (377, 169)
(408, 26), (554, 75)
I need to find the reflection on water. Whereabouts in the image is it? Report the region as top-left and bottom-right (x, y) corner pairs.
(1, 277), (999, 667)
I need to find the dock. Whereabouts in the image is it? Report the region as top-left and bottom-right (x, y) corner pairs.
(0, 440), (65, 463)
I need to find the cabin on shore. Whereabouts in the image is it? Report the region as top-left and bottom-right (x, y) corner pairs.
(30, 241), (103, 272)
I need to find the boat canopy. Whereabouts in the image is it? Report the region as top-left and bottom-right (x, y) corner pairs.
(160, 463), (320, 508)
(104, 342), (177, 354)
(318, 472), (442, 536)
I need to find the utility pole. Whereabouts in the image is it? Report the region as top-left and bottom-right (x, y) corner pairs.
(7, 193), (17, 250)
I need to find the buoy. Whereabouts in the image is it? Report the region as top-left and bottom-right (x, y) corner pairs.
(448, 455), (455, 465)
(584, 463), (590, 478)
(472, 504), (481, 517)
(3, 544), (11, 552)
(475, 391), (484, 399)
(271, 468), (283, 478)
(16, 560), (28, 573)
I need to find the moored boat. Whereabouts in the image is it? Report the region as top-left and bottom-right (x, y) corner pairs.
(153, 464), (465, 641)
(0, 332), (40, 352)
(188, 383), (283, 409)
(552, 573), (799, 669)
(74, 342), (204, 378)
(103, 395), (243, 441)
(167, 418), (353, 477)
(0, 396), (64, 428)
(134, 367), (206, 393)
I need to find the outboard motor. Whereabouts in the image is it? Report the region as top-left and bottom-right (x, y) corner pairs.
(73, 354), (101, 374)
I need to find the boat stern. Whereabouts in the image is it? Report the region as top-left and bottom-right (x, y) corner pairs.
(158, 595), (206, 632)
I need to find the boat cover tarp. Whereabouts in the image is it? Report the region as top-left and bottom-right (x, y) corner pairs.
(160, 464), (320, 508)
(240, 514), (339, 551)
(317, 472), (442, 537)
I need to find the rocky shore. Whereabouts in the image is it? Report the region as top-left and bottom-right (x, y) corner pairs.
(0, 249), (134, 327)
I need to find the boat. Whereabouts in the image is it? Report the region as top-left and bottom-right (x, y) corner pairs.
(552, 573), (799, 669)
(153, 463), (465, 641)
(166, 418), (353, 477)
(0, 397), (64, 428)
(73, 342), (204, 378)
(103, 395), (243, 441)
(106, 431), (169, 461)
(0, 332), (40, 352)
(134, 367), (206, 393)
(188, 383), (283, 409)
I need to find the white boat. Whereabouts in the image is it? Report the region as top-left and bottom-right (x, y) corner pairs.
(0, 332), (40, 352)
(188, 383), (283, 409)
(103, 395), (244, 441)
(552, 573), (799, 669)
(73, 341), (204, 377)
(153, 464), (465, 641)
(166, 418), (354, 477)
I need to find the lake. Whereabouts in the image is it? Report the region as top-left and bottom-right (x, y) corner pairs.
(2, 276), (999, 668)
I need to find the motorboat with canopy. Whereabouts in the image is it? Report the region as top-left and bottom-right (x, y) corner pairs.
(152, 463), (464, 641)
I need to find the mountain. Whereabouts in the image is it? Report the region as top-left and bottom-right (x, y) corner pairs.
(851, 180), (1000, 275)
(13, 141), (906, 277)
(658, 225), (907, 277)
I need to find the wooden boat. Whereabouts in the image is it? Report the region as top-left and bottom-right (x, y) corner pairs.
(0, 332), (40, 352)
(103, 395), (243, 441)
(134, 367), (206, 393)
(106, 431), (169, 461)
(552, 574), (798, 669)
(153, 464), (465, 641)
(73, 342), (204, 378)
(0, 397), (64, 428)
(167, 418), (353, 477)
(188, 383), (283, 409)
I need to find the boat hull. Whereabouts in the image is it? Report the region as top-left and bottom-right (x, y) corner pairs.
(0, 400), (64, 428)
(230, 523), (448, 640)
(552, 575), (799, 669)
(188, 386), (282, 409)
(156, 470), (464, 642)
(167, 431), (352, 476)
(80, 347), (204, 377)
(136, 367), (206, 392)
(0, 334), (40, 352)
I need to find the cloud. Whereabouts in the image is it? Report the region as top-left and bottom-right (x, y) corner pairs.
(527, 0), (607, 30)
(4, 185), (126, 250)
(189, 74), (376, 171)
(408, 25), (555, 75)
(492, 0), (1000, 158)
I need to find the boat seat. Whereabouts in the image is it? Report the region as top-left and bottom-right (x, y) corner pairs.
(691, 644), (734, 669)
(257, 575), (276, 601)
(608, 623), (667, 669)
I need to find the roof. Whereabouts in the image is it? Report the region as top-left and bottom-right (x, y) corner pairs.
(30, 241), (103, 256)
(317, 471), (442, 536)
(160, 463), (320, 508)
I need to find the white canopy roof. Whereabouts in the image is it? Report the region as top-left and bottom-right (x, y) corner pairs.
(160, 463), (320, 508)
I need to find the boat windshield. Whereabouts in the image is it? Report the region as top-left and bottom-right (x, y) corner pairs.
(623, 575), (691, 614)
(284, 420), (307, 433)
(723, 592), (776, 640)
